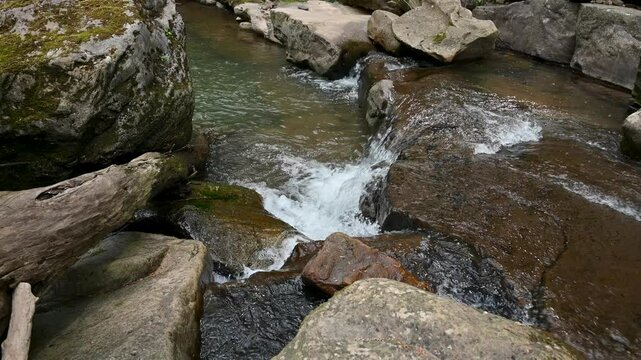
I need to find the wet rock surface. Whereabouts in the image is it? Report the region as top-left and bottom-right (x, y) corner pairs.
(473, 0), (580, 63)
(0, 0), (193, 189)
(360, 54), (641, 358)
(275, 279), (579, 359)
(200, 271), (327, 360)
(571, 4), (641, 90)
(271, 0), (374, 79)
(132, 181), (301, 277)
(301, 232), (431, 295)
(392, 1), (498, 63)
(30, 232), (208, 360)
(622, 110), (641, 159)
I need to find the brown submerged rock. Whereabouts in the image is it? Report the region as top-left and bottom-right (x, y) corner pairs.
(302, 232), (431, 295)
(360, 55), (641, 358)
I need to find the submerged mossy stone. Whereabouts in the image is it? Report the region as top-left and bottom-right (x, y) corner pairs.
(275, 279), (579, 359)
(0, 0), (194, 190)
(139, 181), (302, 276)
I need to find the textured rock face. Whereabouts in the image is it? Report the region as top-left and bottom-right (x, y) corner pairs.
(622, 110), (641, 159)
(634, 57), (641, 106)
(30, 232), (208, 360)
(367, 10), (401, 55)
(337, 0), (401, 14)
(571, 4), (641, 89)
(473, 0), (580, 63)
(358, 56), (641, 358)
(200, 271), (327, 360)
(301, 232), (431, 295)
(275, 279), (578, 359)
(393, 1), (498, 63)
(135, 181), (301, 276)
(271, 0), (374, 79)
(365, 79), (395, 130)
(234, 3), (280, 43)
(0, 0), (193, 189)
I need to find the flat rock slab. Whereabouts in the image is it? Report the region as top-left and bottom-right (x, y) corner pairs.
(275, 279), (578, 359)
(359, 57), (641, 358)
(473, 0), (580, 63)
(271, 0), (374, 79)
(571, 4), (641, 89)
(30, 232), (208, 360)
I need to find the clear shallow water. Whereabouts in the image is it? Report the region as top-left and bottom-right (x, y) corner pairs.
(181, 3), (387, 242)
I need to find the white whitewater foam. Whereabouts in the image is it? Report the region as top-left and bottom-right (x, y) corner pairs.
(550, 175), (641, 222)
(244, 139), (395, 240)
(469, 106), (543, 154)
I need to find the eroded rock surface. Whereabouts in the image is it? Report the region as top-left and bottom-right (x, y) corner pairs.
(473, 0), (579, 63)
(271, 0), (374, 78)
(301, 232), (431, 295)
(275, 279), (578, 359)
(367, 10), (401, 55)
(571, 4), (641, 89)
(622, 110), (641, 159)
(30, 232), (208, 360)
(0, 0), (193, 189)
(393, 1), (498, 63)
(200, 271), (327, 360)
(359, 55), (641, 358)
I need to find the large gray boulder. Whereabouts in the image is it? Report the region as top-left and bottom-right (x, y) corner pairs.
(0, 0), (193, 190)
(30, 232), (208, 360)
(622, 110), (641, 159)
(473, 0), (580, 64)
(571, 4), (641, 90)
(367, 10), (402, 55)
(271, 0), (375, 79)
(393, 0), (498, 63)
(275, 279), (578, 359)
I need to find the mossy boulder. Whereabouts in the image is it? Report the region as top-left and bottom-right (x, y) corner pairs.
(138, 181), (303, 276)
(0, 0), (193, 190)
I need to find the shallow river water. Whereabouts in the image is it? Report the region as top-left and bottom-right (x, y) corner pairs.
(180, 2), (641, 359)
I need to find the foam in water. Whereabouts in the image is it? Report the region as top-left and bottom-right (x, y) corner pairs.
(245, 138), (395, 240)
(471, 106), (543, 154)
(550, 175), (641, 222)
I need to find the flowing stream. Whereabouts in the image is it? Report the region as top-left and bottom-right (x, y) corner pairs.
(182, 3), (392, 242)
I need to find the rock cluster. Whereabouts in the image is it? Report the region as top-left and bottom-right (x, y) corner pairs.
(474, 0), (641, 90)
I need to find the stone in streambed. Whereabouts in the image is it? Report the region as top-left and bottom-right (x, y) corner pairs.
(570, 4), (641, 90)
(135, 181), (301, 276)
(234, 3), (280, 43)
(200, 270), (327, 360)
(473, 0), (580, 64)
(0, 0), (193, 189)
(30, 232), (208, 360)
(271, 0), (375, 79)
(365, 79), (395, 131)
(367, 10), (401, 55)
(301, 232), (431, 295)
(275, 279), (579, 359)
(622, 110), (641, 159)
(393, 0), (498, 63)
